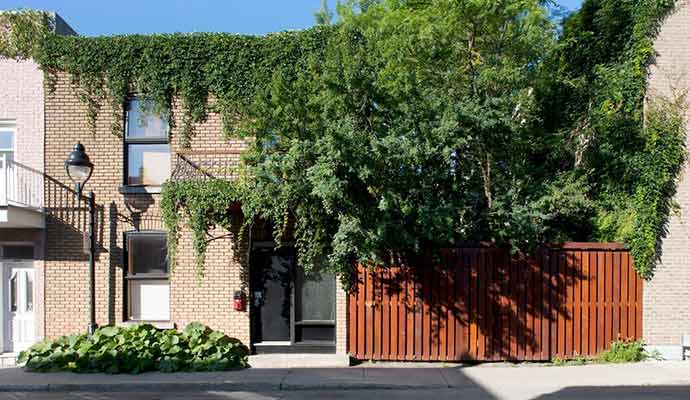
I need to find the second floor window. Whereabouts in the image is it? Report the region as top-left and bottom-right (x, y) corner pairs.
(0, 121), (15, 164)
(125, 99), (170, 186)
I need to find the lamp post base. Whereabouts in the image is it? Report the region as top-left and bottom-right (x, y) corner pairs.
(88, 323), (98, 336)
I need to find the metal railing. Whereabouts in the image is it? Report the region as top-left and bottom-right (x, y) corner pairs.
(0, 154), (44, 209)
(170, 151), (243, 182)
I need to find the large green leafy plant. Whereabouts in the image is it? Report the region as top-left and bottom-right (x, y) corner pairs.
(18, 323), (249, 374)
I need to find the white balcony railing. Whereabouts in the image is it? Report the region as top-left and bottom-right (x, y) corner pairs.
(0, 154), (43, 210)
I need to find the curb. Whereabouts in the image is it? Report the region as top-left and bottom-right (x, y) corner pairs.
(0, 381), (453, 393)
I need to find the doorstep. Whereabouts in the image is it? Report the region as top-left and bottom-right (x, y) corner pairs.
(0, 353), (17, 368)
(249, 353), (350, 368)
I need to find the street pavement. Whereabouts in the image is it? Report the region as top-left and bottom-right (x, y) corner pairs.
(0, 361), (688, 399)
(1, 387), (690, 400)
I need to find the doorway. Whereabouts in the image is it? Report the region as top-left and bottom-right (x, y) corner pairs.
(250, 245), (336, 354)
(2, 262), (35, 353)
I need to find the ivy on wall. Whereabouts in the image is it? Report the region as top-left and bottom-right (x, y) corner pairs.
(544, 0), (686, 277)
(1, 1), (687, 283)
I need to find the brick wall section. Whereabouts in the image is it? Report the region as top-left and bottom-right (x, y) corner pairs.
(43, 72), (349, 354)
(645, 0), (690, 347)
(43, 72), (250, 341)
(0, 58), (46, 347)
(0, 59), (44, 171)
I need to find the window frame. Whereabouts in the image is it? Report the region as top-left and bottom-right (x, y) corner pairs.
(123, 230), (170, 322)
(0, 121), (16, 164)
(123, 98), (170, 187)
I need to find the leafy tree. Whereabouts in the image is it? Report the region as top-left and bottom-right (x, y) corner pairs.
(236, 0), (588, 283)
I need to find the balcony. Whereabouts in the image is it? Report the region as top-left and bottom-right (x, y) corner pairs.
(0, 155), (44, 228)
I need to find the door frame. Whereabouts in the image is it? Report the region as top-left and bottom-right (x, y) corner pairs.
(1, 260), (36, 353)
(249, 242), (337, 354)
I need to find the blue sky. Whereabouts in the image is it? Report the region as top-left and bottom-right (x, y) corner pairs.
(3, 0), (584, 36)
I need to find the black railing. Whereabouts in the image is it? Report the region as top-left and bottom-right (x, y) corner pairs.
(170, 151), (243, 182)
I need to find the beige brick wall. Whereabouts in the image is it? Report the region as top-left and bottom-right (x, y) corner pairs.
(645, 0), (690, 350)
(43, 72), (348, 354)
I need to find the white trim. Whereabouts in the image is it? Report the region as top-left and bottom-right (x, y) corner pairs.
(253, 341), (292, 346)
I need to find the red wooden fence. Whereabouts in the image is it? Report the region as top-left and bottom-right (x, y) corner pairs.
(348, 243), (643, 361)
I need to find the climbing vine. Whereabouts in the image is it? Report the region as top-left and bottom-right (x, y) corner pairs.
(2, 1), (688, 282)
(543, 0), (685, 277)
(1, 10), (332, 144)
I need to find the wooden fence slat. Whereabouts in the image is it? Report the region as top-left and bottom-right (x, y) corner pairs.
(365, 266), (374, 358)
(588, 251), (597, 356)
(581, 250), (590, 357)
(613, 252), (621, 343)
(392, 267), (398, 360)
(444, 250), (457, 361)
(348, 245), (642, 362)
(565, 252), (573, 358)
(382, 267), (390, 360)
(574, 251), (582, 357)
(620, 253), (628, 340)
(605, 251), (614, 348)
(549, 251), (558, 359)
(407, 266), (416, 360)
(440, 255), (448, 361)
(597, 251), (605, 353)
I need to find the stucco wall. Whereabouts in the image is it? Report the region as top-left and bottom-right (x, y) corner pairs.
(644, 0), (690, 359)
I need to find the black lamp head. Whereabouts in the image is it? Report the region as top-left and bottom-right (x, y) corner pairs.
(65, 142), (94, 194)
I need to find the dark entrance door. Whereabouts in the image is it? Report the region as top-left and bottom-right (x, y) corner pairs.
(250, 245), (336, 353)
(250, 247), (293, 343)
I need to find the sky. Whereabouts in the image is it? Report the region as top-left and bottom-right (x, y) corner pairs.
(2, 0), (584, 37)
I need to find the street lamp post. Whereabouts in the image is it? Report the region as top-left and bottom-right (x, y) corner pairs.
(65, 143), (97, 335)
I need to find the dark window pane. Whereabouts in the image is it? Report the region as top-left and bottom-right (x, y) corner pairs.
(3, 245), (34, 259)
(126, 99), (169, 139)
(128, 234), (168, 275)
(10, 273), (17, 312)
(295, 269), (335, 322)
(296, 325), (335, 342)
(25, 271), (33, 312)
(127, 144), (170, 185)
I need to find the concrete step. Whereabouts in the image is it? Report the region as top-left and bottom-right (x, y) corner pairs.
(249, 353), (350, 368)
(0, 353), (17, 368)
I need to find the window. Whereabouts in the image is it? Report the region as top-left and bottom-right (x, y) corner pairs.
(0, 121), (15, 164)
(125, 99), (170, 186)
(125, 232), (170, 321)
(2, 245), (34, 260)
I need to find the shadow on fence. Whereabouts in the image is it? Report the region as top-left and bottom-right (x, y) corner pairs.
(348, 244), (643, 362)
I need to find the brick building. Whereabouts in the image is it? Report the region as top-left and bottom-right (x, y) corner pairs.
(41, 79), (348, 357)
(2, 1), (690, 364)
(0, 11), (74, 362)
(645, 0), (690, 360)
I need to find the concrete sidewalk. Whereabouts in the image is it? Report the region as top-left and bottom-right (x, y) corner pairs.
(0, 361), (688, 396)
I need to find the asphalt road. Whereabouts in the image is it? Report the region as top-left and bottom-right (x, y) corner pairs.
(2, 387), (690, 400)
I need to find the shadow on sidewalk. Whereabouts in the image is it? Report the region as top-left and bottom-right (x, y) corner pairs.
(533, 385), (690, 399)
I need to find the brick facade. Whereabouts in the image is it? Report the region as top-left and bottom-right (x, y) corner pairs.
(0, 58), (46, 351)
(0, 59), (44, 171)
(43, 72), (348, 354)
(645, 0), (690, 359)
